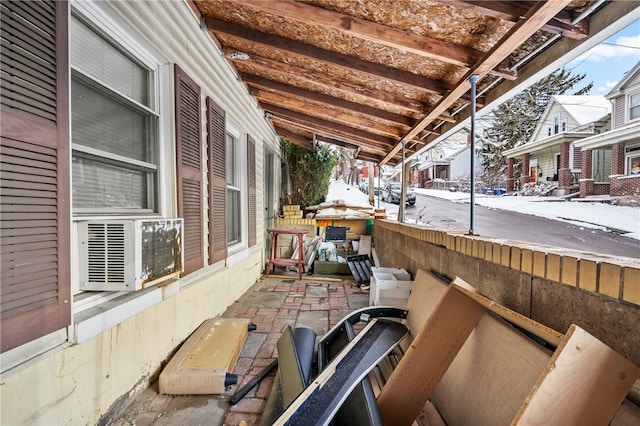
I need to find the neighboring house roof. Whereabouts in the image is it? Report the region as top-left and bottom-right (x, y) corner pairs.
(555, 95), (611, 124)
(529, 95), (611, 143)
(606, 60), (640, 99)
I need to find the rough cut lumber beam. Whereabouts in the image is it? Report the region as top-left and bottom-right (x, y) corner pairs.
(255, 91), (407, 138)
(242, 73), (417, 127)
(225, 0), (515, 79)
(206, 18), (453, 96)
(227, 51), (428, 115)
(274, 126), (314, 150)
(382, 0), (573, 165)
(270, 116), (405, 159)
(263, 102), (399, 149)
(450, 0), (589, 39)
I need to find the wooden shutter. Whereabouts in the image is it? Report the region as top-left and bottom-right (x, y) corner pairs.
(207, 97), (227, 263)
(0, 0), (70, 352)
(175, 65), (203, 275)
(247, 135), (257, 247)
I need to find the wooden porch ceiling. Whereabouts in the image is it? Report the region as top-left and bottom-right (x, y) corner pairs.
(192, 0), (605, 165)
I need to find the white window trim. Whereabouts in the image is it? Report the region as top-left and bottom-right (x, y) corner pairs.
(625, 144), (640, 175)
(627, 90), (640, 123)
(226, 121), (248, 256)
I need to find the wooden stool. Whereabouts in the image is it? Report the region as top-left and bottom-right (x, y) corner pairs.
(266, 228), (309, 279)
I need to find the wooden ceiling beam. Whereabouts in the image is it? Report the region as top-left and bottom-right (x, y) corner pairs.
(241, 73), (417, 127)
(450, 1), (588, 39)
(256, 91), (406, 138)
(313, 134), (374, 153)
(206, 17), (453, 96)
(382, 0), (573, 165)
(224, 0), (515, 79)
(274, 126), (314, 150)
(228, 52), (426, 114)
(264, 103), (399, 149)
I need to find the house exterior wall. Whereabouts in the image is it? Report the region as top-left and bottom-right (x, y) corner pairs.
(0, 1), (277, 424)
(531, 149), (558, 182)
(530, 102), (579, 142)
(613, 97), (626, 129)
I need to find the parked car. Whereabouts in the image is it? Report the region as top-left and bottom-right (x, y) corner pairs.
(381, 182), (416, 205)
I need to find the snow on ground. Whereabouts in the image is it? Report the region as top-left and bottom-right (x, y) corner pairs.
(325, 180), (640, 240)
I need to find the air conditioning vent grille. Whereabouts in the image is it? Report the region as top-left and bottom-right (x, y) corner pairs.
(140, 219), (183, 284)
(87, 223), (126, 284)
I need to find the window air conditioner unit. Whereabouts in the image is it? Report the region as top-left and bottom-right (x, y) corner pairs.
(79, 218), (183, 291)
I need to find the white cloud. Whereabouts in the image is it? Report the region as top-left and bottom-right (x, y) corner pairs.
(570, 33), (640, 64)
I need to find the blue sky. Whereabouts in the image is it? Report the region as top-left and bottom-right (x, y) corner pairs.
(566, 20), (640, 95)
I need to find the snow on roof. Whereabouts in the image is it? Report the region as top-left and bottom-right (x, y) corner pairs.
(552, 95), (611, 124)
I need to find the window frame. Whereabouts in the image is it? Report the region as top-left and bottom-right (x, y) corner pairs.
(69, 13), (161, 215)
(628, 91), (640, 122)
(625, 144), (640, 175)
(225, 123), (247, 250)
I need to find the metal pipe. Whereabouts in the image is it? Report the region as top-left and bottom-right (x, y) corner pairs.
(400, 141), (406, 223)
(469, 75), (478, 235)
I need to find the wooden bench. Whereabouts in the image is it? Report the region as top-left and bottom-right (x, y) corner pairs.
(373, 269), (640, 425)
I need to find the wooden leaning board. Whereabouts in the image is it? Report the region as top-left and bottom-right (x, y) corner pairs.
(375, 273), (640, 426)
(159, 318), (250, 395)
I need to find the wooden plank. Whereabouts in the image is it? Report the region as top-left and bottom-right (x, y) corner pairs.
(377, 280), (486, 425)
(405, 269), (448, 337)
(513, 324), (640, 425)
(357, 235), (372, 256)
(159, 318), (249, 395)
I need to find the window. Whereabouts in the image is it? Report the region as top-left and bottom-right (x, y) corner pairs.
(592, 149), (612, 182)
(629, 92), (640, 121)
(70, 15), (158, 214)
(626, 145), (640, 175)
(552, 114), (560, 135)
(226, 131), (244, 245)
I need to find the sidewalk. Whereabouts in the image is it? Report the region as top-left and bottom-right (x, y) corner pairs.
(112, 274), (369, 426)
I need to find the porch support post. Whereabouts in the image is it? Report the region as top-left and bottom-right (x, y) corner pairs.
(558, 141), (571, 190)
(580, 149), (594, 198)
(522, 153), (531, 186)
(468, 75), (478, 235)
(612, 143), (625, 175)
(506, 158), (515, 192)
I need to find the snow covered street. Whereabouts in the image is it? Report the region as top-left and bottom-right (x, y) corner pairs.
(325, 180), (640, 241)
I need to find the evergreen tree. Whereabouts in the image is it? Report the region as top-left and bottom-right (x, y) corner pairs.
(479, 68), (593, 177)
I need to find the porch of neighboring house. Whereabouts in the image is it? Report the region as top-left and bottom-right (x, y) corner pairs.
(504, 133), (587, 196)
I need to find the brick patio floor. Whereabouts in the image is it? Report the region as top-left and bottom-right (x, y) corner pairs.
(113, 274), (369, 426)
